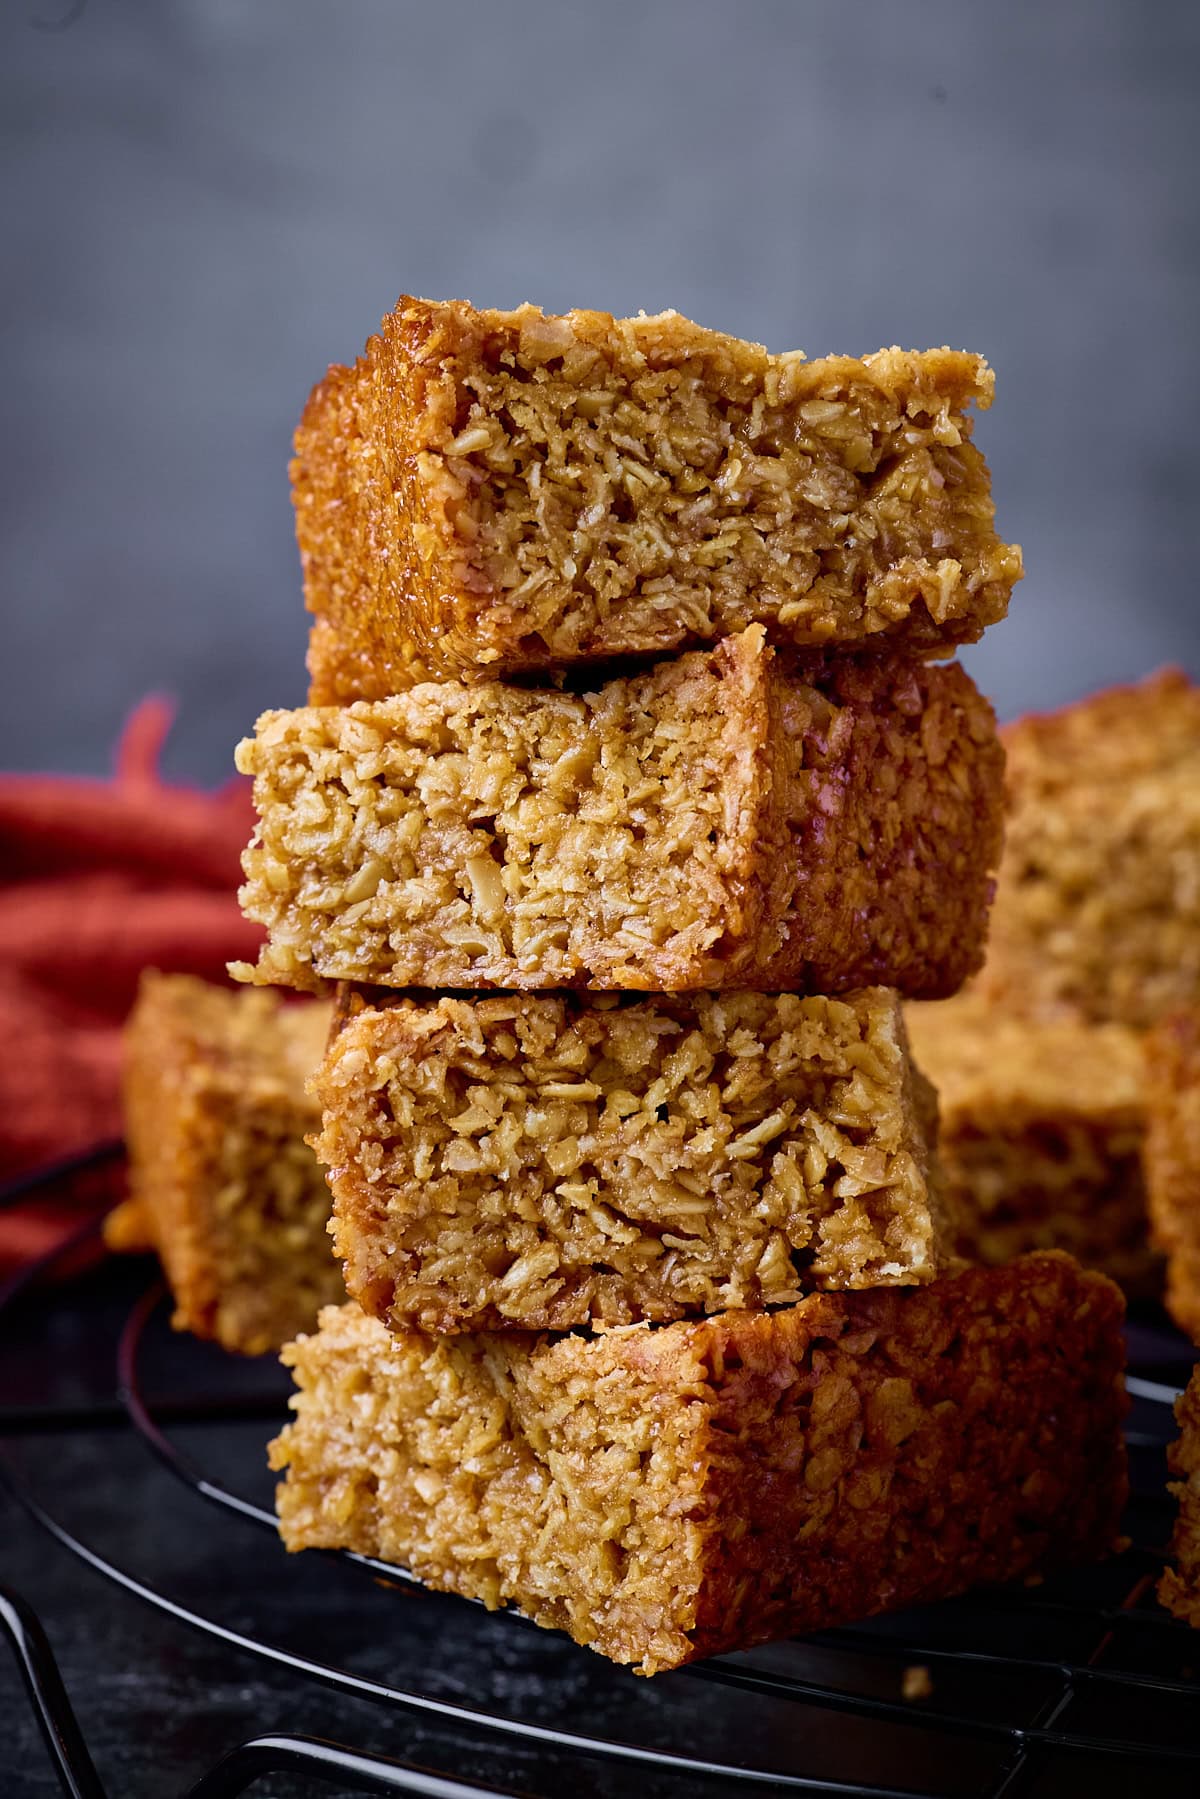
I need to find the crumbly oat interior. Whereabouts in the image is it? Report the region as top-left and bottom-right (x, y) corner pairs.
(980, 670), (1200, 1030)
(906, 991), (1156, 1293)
(1143, 1011), (1200, 1340)
(235, 630), (1003, 999)
(1160, 1368), (1200, 1627)
(269, 1253), (1127, 1673)
(316, 988), (945, 1332)
(123, 972), (341, 1355)
(295, 298), (1022, 700)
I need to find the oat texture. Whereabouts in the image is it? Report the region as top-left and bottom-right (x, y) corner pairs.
(294, 297), (1022, 700)
(980, 670), (1200, 1030)
(235, 629), (1003, 998)
(270, 1253), (1127, 1673)
(121, 972), (339, 1355)
(906, 991), (1155, 1294)
(316, 987), (947, 1332)
(1144, 1012), (1200, 1341)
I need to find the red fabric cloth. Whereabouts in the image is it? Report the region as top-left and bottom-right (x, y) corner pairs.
(0, 700), (262, 1273)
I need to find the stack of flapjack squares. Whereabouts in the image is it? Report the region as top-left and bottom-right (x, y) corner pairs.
(137, 297), (1133, 1673)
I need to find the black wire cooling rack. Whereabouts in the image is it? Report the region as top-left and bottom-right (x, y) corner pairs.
(2, 1147), (1199, 1799)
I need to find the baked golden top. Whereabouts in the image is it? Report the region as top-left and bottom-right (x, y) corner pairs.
(295, 295), (1021, 698)
(235, 630), (1003, 997)
(126, 971), (331, 1104)
(316, 987), (946, 1332)
(907, 990), (1146, 1124)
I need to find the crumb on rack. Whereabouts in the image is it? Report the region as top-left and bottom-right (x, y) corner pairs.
(902, 1665), (934, 1702)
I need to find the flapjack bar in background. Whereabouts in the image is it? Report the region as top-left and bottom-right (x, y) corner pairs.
(115, 973), (338, 1355)
(905, 991), (1155, 1294)
(1144, 1011), (1200, 1341)
(979, 670), (1200, 1031)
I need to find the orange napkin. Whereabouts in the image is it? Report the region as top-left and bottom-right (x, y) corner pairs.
(0, 700), (261, 1274)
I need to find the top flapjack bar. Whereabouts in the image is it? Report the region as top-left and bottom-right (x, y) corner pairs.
(295, 297), (1023, 700)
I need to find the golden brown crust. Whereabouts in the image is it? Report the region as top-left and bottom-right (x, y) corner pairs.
(1144, 1012), (1200, 1340)
(1160, 1367), (1200, 1626)
(906, 991), (1156, 1294)
(122, 972), (341, 1355)
(315, 988), (948, 1332)
(235, 632), (1004, 997)
(294, 297), (1022, 700)
(979, 670), (1200, 1030)
(295, 364), (441, 702)
(269, 1253), (1127, 1673)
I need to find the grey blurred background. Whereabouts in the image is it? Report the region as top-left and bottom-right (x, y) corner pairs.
(2, 0), (1197, 784)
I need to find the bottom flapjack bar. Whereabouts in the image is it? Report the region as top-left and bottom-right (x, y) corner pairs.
(270, 1252), (1127, 1673)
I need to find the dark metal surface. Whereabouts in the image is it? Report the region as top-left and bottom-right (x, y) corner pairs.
(0, 1588), (105, 1799)
(1, 1158), (1198, 1797)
